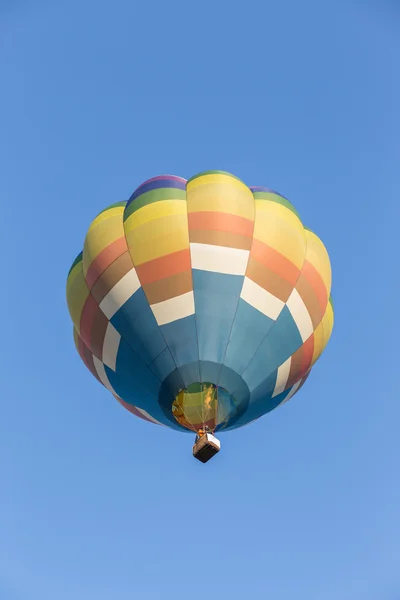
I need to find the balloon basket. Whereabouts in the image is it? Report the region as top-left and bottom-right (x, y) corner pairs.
(193, 433), (220, 463)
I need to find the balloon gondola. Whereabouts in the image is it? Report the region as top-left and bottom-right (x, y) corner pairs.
(66, 171), (334, 463)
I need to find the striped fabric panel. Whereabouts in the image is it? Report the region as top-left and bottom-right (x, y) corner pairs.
(67, 203), (169, 399)
(286, 288), (314, 343)
(284, 334), (314, 389)
(73, 327), (118, 395)
(73, 327), (102, 385)
(74, 287), (121, 371)
(73, 328), (175, 428)
(187, 172), (254, 268)
(67, 254), (89, 332)
(224, 188), (307, 385)
(186, 172), (255, 369)
(238, 189), (305, 326)
(252, 192), (307, 271)
(124, 175), (187, 220)
(235, 188), (318, 395)
(303, 228), (332, 297)
(124, 177), (194, 326)
(311, 296), (334, 366)
(293, 228), (331, 330)
(67, 207), (141, 371)
(187, 171), (253, 218)
(82, 204), (128, 289)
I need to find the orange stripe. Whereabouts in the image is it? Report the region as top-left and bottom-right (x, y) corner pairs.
(188, 211), (253, 236)
(136, 248), (191, 285)
(85, 237), (128, 289)
(301, 260), (328, 313)
(250, 239), (300, 286)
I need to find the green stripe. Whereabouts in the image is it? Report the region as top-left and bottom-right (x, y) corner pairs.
(329, 295), (334, 310)
(187, 170), (246, 186)
(68, 251), (83, 276)
(124, 188), (186, 221)
(252, 191), (301, 221)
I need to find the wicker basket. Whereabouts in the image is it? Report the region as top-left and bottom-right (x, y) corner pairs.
(193, 433), (221, 463)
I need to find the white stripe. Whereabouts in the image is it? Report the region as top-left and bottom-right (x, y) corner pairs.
(240, 277), (284, 320)
(151, 291), (195, 326)
(278, 379), (302, 407)
(102, 323), (120, 371)
(93, 355), (116, 393)
(135, 407), (165, 427)
(286, 288), (314, 342)
(190, 243), (249, 275)
(99, 268), (141, 319)
(272, 357), (292, 397)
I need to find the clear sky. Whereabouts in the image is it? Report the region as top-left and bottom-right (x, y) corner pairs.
(1, 1), (399, 598)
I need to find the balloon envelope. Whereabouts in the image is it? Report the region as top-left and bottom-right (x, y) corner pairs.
(66, 171), (334, 433)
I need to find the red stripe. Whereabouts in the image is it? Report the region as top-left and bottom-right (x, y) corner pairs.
(85, 237), (128, 289)
(286, 335), (315, 389)
(79, 295), (100, 350)
(297, 370), (311, 393)
(77, 336), (101, 383)
(300, 335), (315, 376)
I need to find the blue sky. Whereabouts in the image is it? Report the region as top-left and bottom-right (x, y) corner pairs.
(1, 1), (399, 598)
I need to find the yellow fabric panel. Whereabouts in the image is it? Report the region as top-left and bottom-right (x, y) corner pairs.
(253, 204), (307, 269)
(187, 172), (248, 191)
(73, 327), (80, 352)
(83, 212), (125, 275)
(256, 199), (304, 232)
(66, 262), (90, 332)
(124, 199), (187, 232)
(321, 301), (334, 352)
(89, 206), (125, 231)
(66, 261), (83, 295)
(311, 301), (334, 365)
(311, 319), (324, 365)
(186, 176), (254, 221)
(305, 229), (332, 293)
(125, 213), (189, 265)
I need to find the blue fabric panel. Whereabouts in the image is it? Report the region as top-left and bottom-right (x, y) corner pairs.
(149, 347), (178, 382)
(224, 383), (293, 430)
(192, 270), (244, 364)
(105, 367), (181, 429)
(223, 299), (275, 374)
(115, 338), (161, 398)
(199, 360), (222, 385)
(111, 288), (166, 365)
(218, 364), (250, 406)
(242, 306), (303, 392)
(160, 314), (200, 386)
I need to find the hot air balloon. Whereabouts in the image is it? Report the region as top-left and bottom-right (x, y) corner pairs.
(66, 170), (334, 463)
